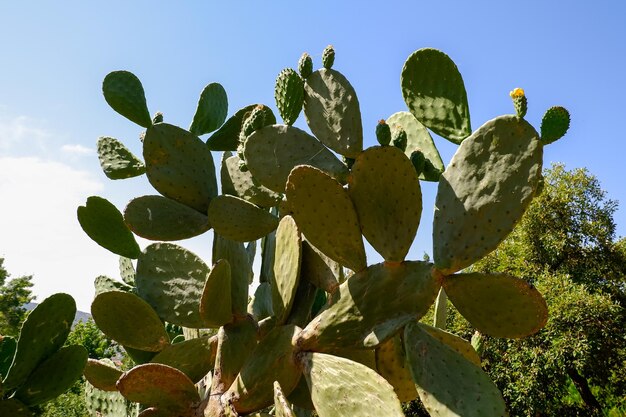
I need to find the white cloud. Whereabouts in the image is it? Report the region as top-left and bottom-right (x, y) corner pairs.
(61, 144), (95, 156)
(0, 115), (51, 153)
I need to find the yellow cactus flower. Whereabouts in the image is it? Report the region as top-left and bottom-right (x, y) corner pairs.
(510, 88), (525, 98)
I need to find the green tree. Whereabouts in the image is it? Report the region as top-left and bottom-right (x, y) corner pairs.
(0, 257), (34, 336)
(66, 318), (118, 359)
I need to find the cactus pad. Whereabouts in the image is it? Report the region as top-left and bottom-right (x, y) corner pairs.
(300, 240), (339, 293)
(274, 381), (296, 417)
(77, 196), (141, 259)
(85, 383), (136, 417)
(84, 358), (123, 391)
(303, 69), (363, 158)
(119, 257), (136, 285)
(321, 45), (335, 69)
(150, 336), (217, 383)
(443, 273), (548, 338)
(348, 146), (422, 262)
(401, 48), (471, 143)
(200, 260), (232, 328)
(135, 243), (208, 328)
(97, 136), (146, 180)
(0, 399), (32, 416)
(387, 111), (444, 180)
(0, 336), (17, 378)
(298, 53), (313, 79)
(275, 68), (305, 125)
(301, 352), (404, 417)
(272, 216), (302, 324)
(102, 71), (152, 128)
(213, 318), (259, 391)
(244, 125), (349, 193)
(404, 321), (506, 417)
(540, 105), (570, 144)
(91, 291), (169, 352)
(223, 154), (282, 208)
(213, 234), (253, 316)
(94, 275), (134, 296)
(143, 123), (217, 213)
(286, 165), (366, 272)
(433, 115), (542, 274)
(419, 323), (481, 366)
(124, 195), (210, 241)
(207, 104), (261, 151)
(375, 332), (417, 402)
(297, 261), (440, 351)
(208, 195), (279, 242)
(189, 82), (228, 136)
(249, 282), (274, 321)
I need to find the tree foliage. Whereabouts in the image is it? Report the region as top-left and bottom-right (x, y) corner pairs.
(0, 257), (34, 337)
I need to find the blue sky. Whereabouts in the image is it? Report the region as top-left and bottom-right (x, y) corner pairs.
(1, 1), (625, 310)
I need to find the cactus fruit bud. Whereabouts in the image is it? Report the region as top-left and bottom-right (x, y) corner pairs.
(298, 53), (313, 78)
(375, 120), (391, 146)
(275, 68), (305, 125)
(410, 150), (426, 176)
(509, 88), (527, 118)
(322, 45), (335, 69)
(343, 156), (355, 169)
(391, 126), (408, 152)
(540, 106), (570, 145)
(240, 105), (269, 142)
(152, 112), (163, 124)
(422, 159), (442, 182)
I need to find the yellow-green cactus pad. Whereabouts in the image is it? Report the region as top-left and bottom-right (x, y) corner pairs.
(300, 240), (340, 293)
(272, 216), (302, 324)
(136, 243), (208, 328)
(84, 358), (123, 391)
(244, 125), (349, 193)
(94, 275), (134, 297)
(213, 318), (259, 391)
(386, 111), (444, 180)
(102, 71), (152, 128)
(404, 322), (507, 417)
(297, 261), (440, 351)
(274, 381), (296, 417)
(228, 325), (302, 413)
(97, 136), (146, 180)
(303, 69), (363, 158)
(124, 195), (210, 241)
(286, 165), (366, 272)
(419, 323), (481, 366)
(208, 195), (279, 242)
(116, 364), (199, 412)
(150, 336), (217, 383)
(375, 332), (417, 402)
(443, 273), (548, 338)
(301, 352), (404, 417)
(213, 234), (253, 317)
(401, 48), (471, 143)
(200, 259), (232, 328)
(223, 154), (281, 208)
(189, 82), (228, 136)
(433, 115), (542, 274)
(92, 291), (169, 352)
(348, 146), (421, 262)
(143, 123), (217, 213)
(119, 257), (135, 285)
(77, 196), (141, 259)
(207, 104), (276, 151)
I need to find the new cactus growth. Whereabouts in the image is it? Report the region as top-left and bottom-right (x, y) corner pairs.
(321, 45), (335, 69)
(510, 87), (528, 118)
(75, 45), (570, 417)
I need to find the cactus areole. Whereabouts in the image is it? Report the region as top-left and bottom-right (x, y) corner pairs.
(73, 45), (569, 417)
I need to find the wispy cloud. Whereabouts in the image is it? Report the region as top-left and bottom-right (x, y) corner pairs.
(0, 115), (51, 153)
(61, 144), (94, 156)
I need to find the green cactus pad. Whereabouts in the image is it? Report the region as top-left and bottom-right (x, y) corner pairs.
(274, 381), (296, 417)
(298, 53), (313, 79)
(150, 336), (217, 383)
(321, 45), (335, 70)
(0, 336), (17, 378)
(102, 71), (152, 128)
(300, 240), (340, 293)
(419, 323), (481, 366)
(285, 278), (317, 328)
(2, 293), (75, 392)
(375, 332), (417, 402)
(540, 106), (570, 145)
(287, 377), (314, 410)
(135, 243), (208, 328)
(91, 291), (169, 352)
(433, 115), (542, 274)
(208, 195), (279, 242)
(301, 352), (404, 417)
(116, 363), (199, 411)
(348, 146), (422, 262)
(0, 399), (32, 417)
(386, 111), (444, 181)
(329, 348), (377, 371)
(189, 82), (228, 136)
(244, 125), (349, 193)
(223, 154), (282, 208)
(143, 123), (217, 213)
(84, 358), (123, 391)
(404, 321), (507, 417)
(207, 104), (257, 151)
(94, 275), (134, 296)
(123, 346), (156, 365)
(77, 196), (141, 259)
(213, 234), (253, 317)
(97, 136), (146, 180)
(303, 69), (363, 158)
(296, 261), (440, 351)
(401, 48), (471, 143)
(124, 195), (210, 241)
(275, 68), (305, 125)
(213, 318), (259, 392)
(85, 383), (132, 417)
(272, 216), (302, 324)
(228, 325), (302, 413)
(200, 259), (232, 328)
(119, 257), (136, 285)
(15, 345), (88, 406)
(286, 165), (366, 272)
(249, 283), (272, 323)
(443, 273), (548, 338)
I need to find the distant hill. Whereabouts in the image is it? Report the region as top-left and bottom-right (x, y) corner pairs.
(24, 302), (91, 327)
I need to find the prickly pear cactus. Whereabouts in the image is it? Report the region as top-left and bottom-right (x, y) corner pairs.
(77, 45), (569, 417)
